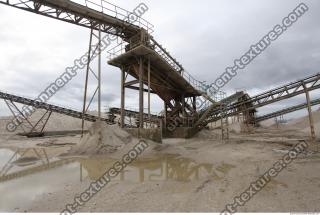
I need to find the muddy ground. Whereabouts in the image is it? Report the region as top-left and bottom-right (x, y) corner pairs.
(0, 122), (319, 213)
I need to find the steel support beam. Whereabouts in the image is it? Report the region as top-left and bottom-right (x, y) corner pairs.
(29, 110), (52, 134)
(182, 94), (186, 126)
(82, 28), (93, 136)
(0, 0), (143, 39)
(164, 102), (167, 129)
(98, 25), (102, 119)
(125, 86), (155, 94)
(148, 57), (151, 128)
(120, 69), (125, 128)
(139, 57), (144, 128)
(204, 73), (320, 125)
(303, 84), (316, 140)
(124, 80), (140, 87)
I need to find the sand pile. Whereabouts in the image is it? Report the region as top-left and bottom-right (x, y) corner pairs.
(259, 119), (276, 127)
(0, 109), (92, 134)
(68, 122), (134, 155)
(277, 110), (320, 134)
(30, 110), (92, 131)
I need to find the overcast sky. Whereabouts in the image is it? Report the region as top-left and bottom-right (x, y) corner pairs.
(0, 0), (319, 121)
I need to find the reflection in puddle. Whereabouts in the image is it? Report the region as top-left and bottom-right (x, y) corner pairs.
(0, 148), (78, 212)
(0, 147), (235, 212)
(79, 154), (234, 183)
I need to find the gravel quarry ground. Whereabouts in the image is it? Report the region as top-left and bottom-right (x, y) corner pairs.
(0, 112), (319, 213)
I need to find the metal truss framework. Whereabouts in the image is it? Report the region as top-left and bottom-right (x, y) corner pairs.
(0, 0), (144, 39)
(0, 0), (221, 136)
(203, 73), (320, 126)
(0, 91), (114, 130)
(117, 53), (199, 130)
(195, 91), (246, 128)
(119, 56), (157, 129)
(5, 100), (34, 133)
(255, 98), (320, 123)
(109, 107), (160, 128)
(4, 100), (52, 136)
(81, 27), (103, 135)
(1, 0), (318, 139)
(164, 95), (198, 129)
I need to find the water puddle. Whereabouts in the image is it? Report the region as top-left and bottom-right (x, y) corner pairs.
(0, 147), (79, 212)
(0, 147), (235, 211)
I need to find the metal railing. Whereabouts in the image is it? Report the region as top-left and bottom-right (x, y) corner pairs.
(148, 38), (208, 94)
(181, 70), (207, 93)
(107, 39), (208, 94)
(107, 41), (127, 59)
(149, 37), (183, 72)
(84, 0), (154, 34)
(200, 90), (227, 110)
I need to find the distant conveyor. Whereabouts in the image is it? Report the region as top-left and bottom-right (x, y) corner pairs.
(2, 0), (319, 138)
(0, 91), (114, 124)
(196, 73), (320, 127)
(255, 98), (320, 123)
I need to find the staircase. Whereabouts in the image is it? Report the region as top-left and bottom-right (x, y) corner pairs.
(194, 91), (246, 129)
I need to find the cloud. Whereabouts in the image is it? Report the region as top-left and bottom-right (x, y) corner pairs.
(0, 0), (319, 120)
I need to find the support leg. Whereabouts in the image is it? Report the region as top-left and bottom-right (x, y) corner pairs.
(182, 94), (186, 127)
(120, 69), (125, 128)
(164, 102), (167, 129)
(148, 57), (151, 128)
(98, 25), (102, 119)
(304, 84), (316, 140)
(139, 57), (144, 128)
(82, 28), (93, 136)
(5, 100), (33, 133)
(40, 111), (52, 133)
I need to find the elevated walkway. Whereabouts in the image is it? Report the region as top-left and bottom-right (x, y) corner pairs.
(108, 44), (202, 101)
(0, 0), (153, 39)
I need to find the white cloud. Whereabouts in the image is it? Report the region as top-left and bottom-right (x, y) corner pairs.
(0, 0), (319, 119)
